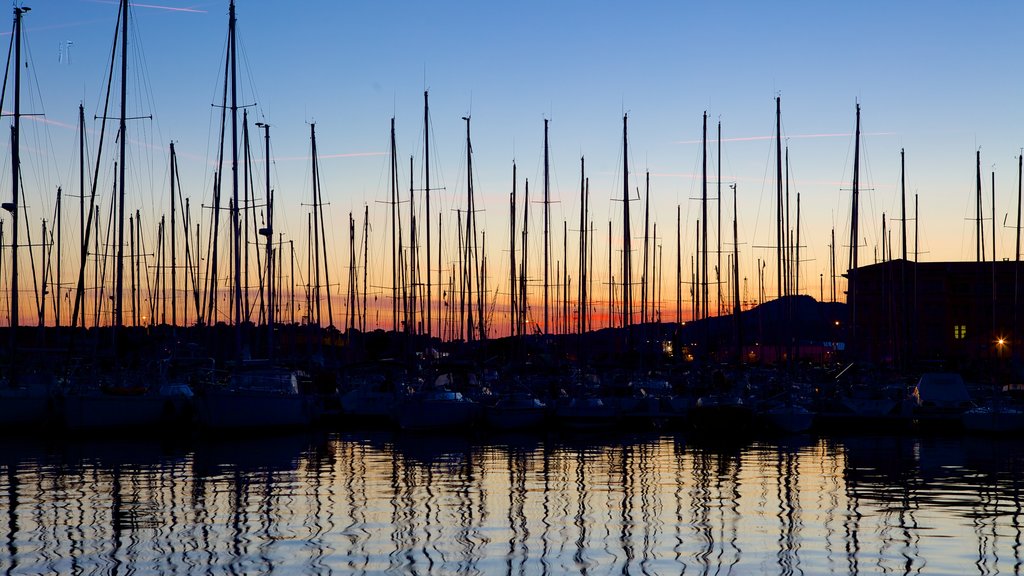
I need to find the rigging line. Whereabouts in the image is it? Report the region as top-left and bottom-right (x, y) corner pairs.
(23, 32), (61, 220)
(69, 3), (121, 332)
(20, 193), (40, 320)
(0, 17), (12, 122)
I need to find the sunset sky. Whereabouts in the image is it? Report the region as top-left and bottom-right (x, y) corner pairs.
(3, 0), (1023, 330)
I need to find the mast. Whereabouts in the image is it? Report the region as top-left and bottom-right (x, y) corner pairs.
(992, 170), (997, 264)
(310, 125), (321, 325)
(701, 112), (708, 327)
(389, 118), (399, 333)
(578, 157), (586, 336)
(1017, 152), (1022, 262)
(409, 155), (417, 334)
(255, 121), (272, 352)
(717, 119), (722, 317)
(848, 102), (861, 349)
(562, 220), (567, 334)
(642, 171), (650, 324)
(229, 0), (241, 357)
(543, 119), (550, 334)
(521, 180), (529, 334)
(55, 188), (61, 329)
(170, 142), (177, 327)
(424, 91), (432, 339)
(676, 204), (681, 324)
(114, 0), (127, 339)
(732, 183), (741, 365)
(775, 97), (783, 303)
(510, 162), (517, 337)
(831, 228), (836, 302)
(621, 114), (631, 328)
(585, 179), (591, 332)
(39, 218), (46, 328)
(363, 204), (368, 332)
(900, 149), (907, 262)
(78, 104), (86, 329)
(463, 116), (478, 341)
(977, 150), (983, 262)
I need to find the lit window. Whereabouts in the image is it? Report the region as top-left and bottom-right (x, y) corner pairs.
(954, 325), (966, 340)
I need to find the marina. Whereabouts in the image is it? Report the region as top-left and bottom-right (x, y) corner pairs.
(0, 0), (1023, 572)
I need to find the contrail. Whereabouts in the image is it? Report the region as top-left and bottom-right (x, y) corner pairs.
(673, 131), (896, 145)
(84, 0), (207, 14)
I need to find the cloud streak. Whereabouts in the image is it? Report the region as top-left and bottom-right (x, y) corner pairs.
(84, 0), (207, 14)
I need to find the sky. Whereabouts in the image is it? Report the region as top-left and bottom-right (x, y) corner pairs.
(3, 0), (1023, 331)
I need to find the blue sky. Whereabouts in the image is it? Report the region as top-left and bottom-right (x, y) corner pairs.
(5, 0), (1024, 326)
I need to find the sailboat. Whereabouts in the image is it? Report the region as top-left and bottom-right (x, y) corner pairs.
(690, 111), (754, 436)
(59, 0), (194, 431)
(0, 6), (52, 429)
(195, 1), (315, 431)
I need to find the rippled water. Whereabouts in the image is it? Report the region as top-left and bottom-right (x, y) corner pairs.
(1, 431), (1022, 575)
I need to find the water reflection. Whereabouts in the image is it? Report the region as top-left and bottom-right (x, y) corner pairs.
(1, 431), (1023, 574)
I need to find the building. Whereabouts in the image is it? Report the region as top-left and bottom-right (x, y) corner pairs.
(847, 259), (1024, 367)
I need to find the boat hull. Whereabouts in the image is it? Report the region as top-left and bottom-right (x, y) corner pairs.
(199, 390), (315, 430)
(61, 393), (169, 431)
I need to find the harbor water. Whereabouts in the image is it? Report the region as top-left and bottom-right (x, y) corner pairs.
(1, 430), (1021, 574)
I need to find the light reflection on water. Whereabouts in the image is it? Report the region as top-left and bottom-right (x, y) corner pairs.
(1, 432), (1022, 575)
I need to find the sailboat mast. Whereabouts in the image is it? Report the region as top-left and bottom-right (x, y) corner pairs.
(389, 118), (398, 333)
(510, 162), (517, 337)
(521, 180), (529, 334)
(424, 91), (432, 339)
(584, 179), (591, 332)
(977, 150), (983, 262)
(642, 171), (649, 324)
(55, 188), (62, 328)
(732, 183), (741, 365)
(901, 148), (907, 261)
(543, 119), (550, 334)
(79, 104), (86, 329)
(170, 142), (177, 327)
(578, 157), (586, 336)
(409, 155), (416, 334)
(256, 122), (272, 348)
(1017, 152), (1022, 262)
(701, 112), (708, 323)
(310, 124), (321, 325)
(229, 0), (242, 355)
(363, 204), (368, 332)
(463, 116), (476, 341)
(676, 205), (681, 324)
(563, 220), (568, 334)
(775, 97), (783, 303)
(848, 103), (861, 349)
(717, 120), (722, 317)
(622, 114), (631, 328)
(115, 0), (127, 338)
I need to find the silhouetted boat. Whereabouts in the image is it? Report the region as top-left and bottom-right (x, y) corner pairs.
(0, 371), (53, 429)
(394, 373), (481, 430)
(197, 366), (315, 430)
(962, 403), (1024, 433)
(339, 373), (397, 423)
(911, 372), (972, 426)
(484, 391), (546, 431)
(555, 396), (618, 430)
(761, 402), (814, 434)
(60, 369), (189, 431)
